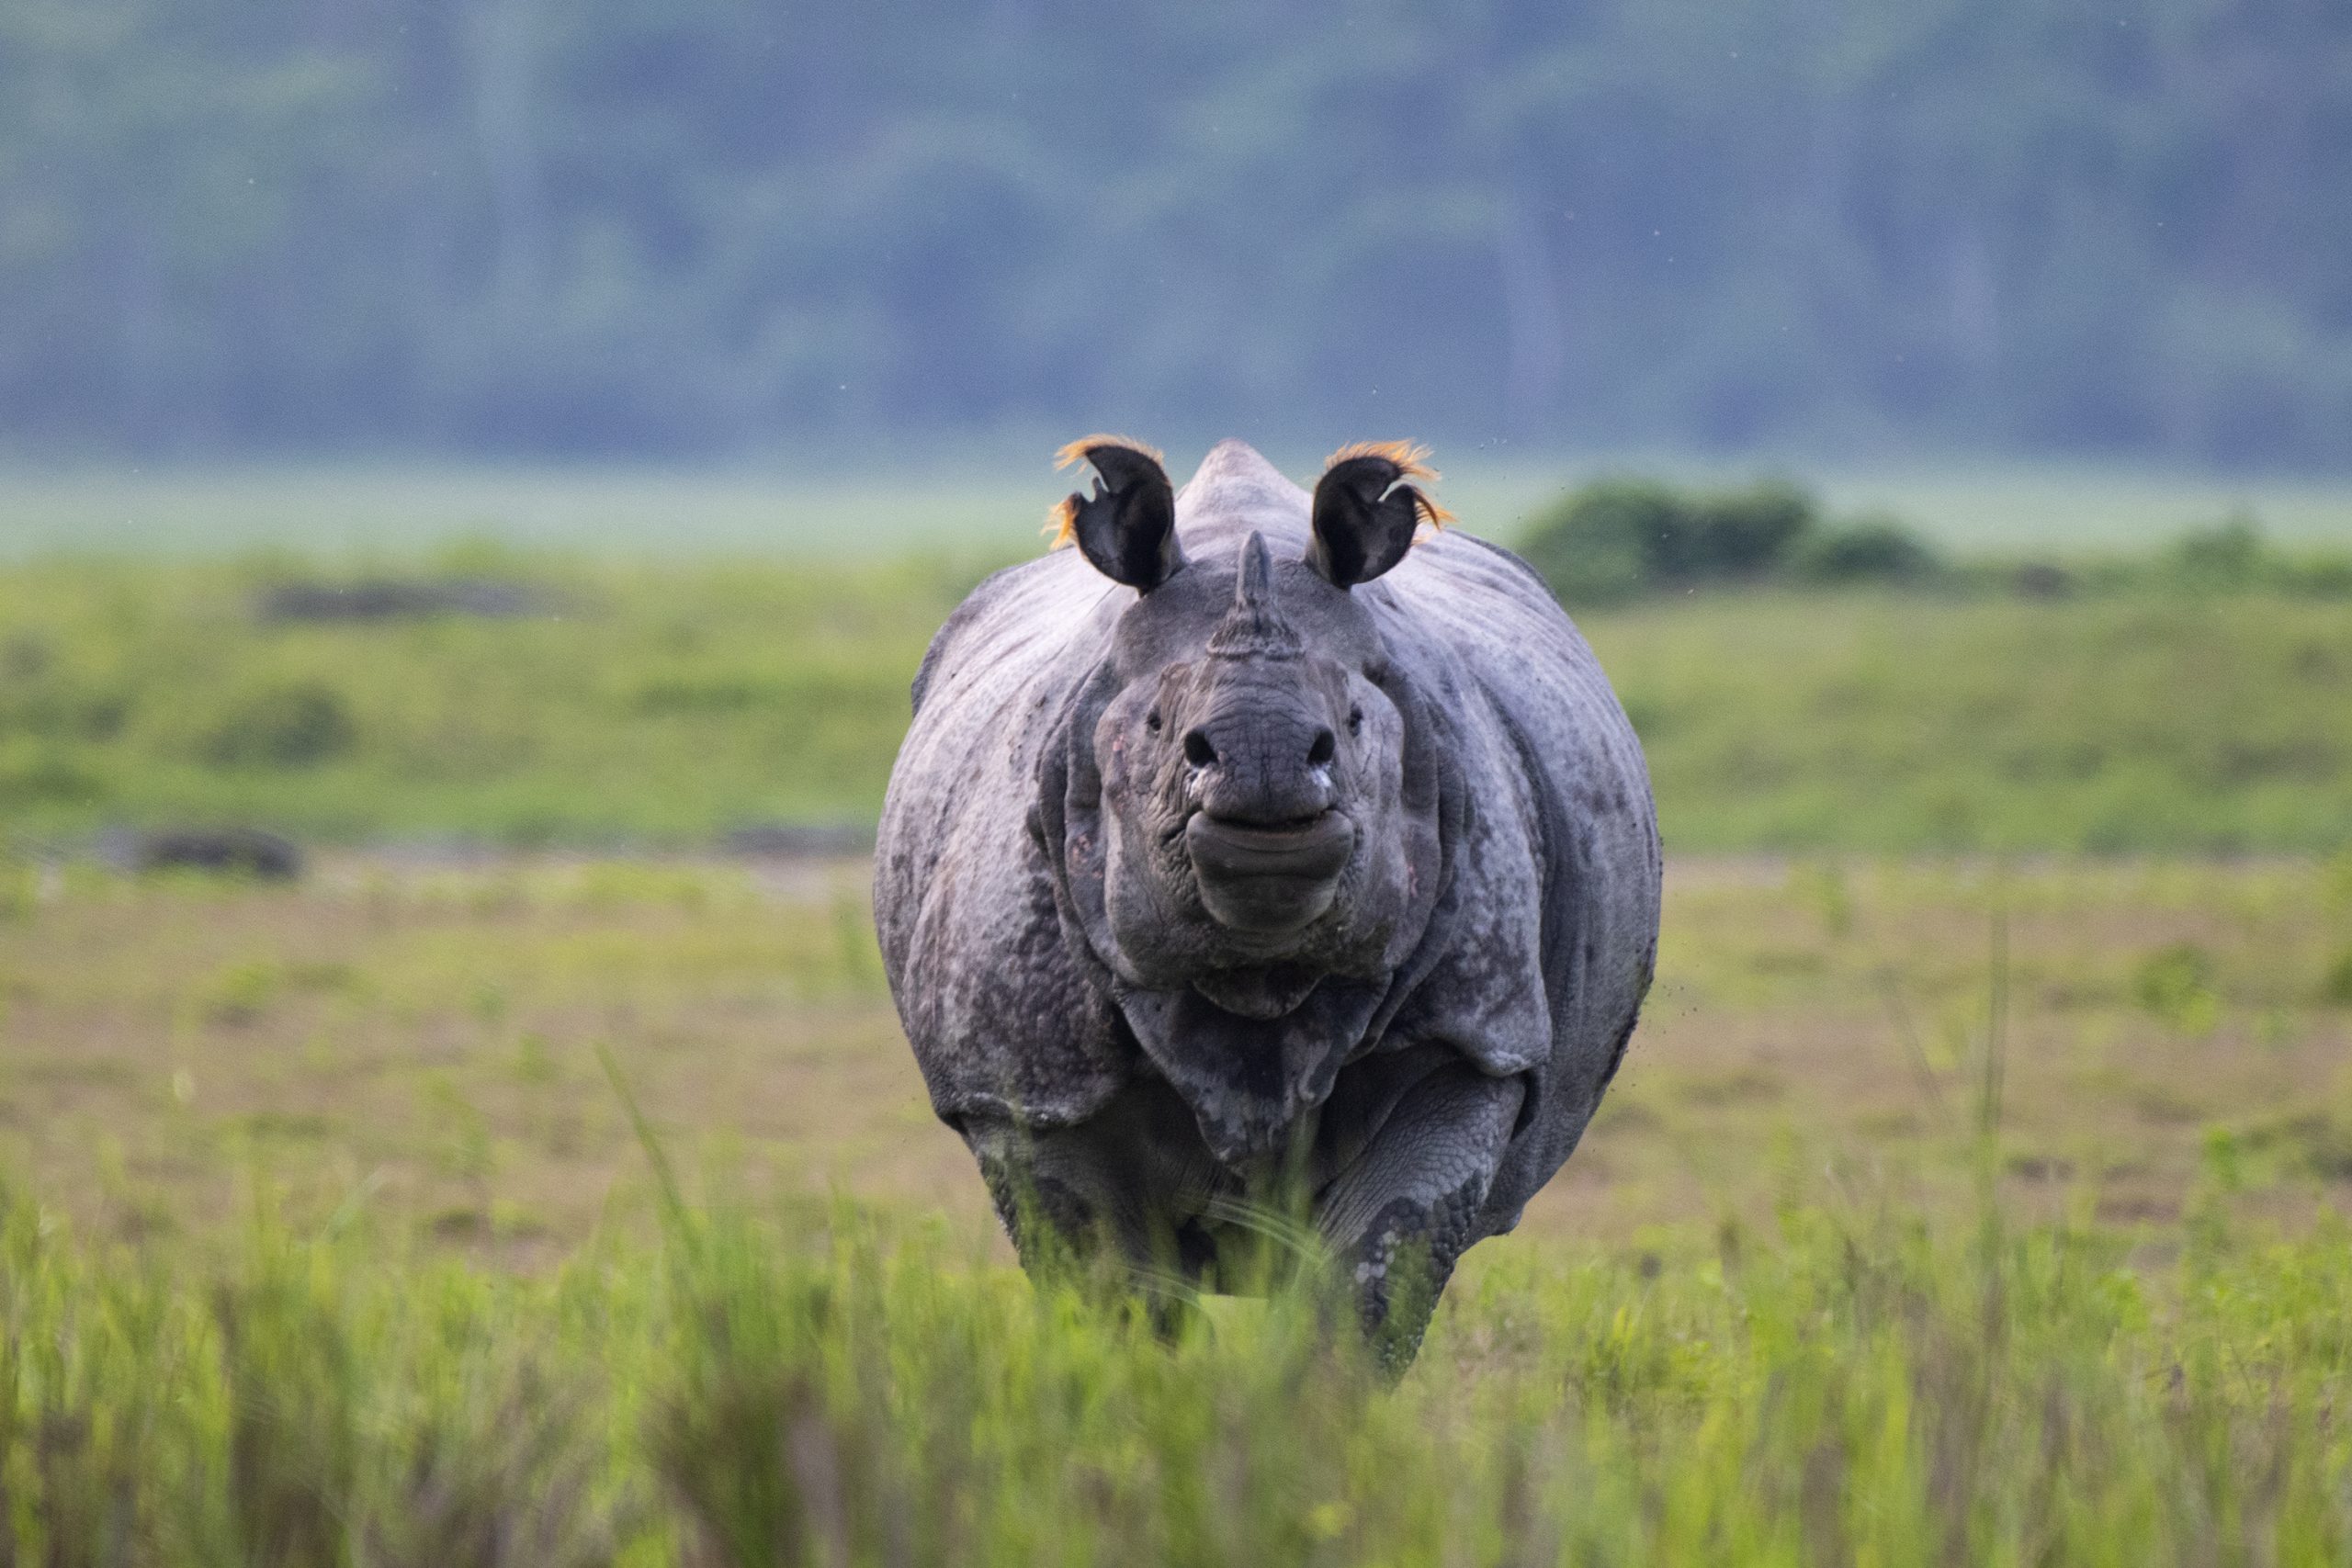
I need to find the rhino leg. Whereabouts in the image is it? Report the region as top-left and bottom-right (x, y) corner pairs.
(1314, 1062), (1523, 1372)
(960, 1079), (1227, 1300)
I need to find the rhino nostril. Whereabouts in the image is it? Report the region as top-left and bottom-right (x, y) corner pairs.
(1306, 728), (1336, 766)
(1182, 728), (1218, 768)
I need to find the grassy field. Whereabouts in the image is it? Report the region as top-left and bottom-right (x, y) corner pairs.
(5, 853), (2351, 1249)
(11, 1174), (2352, 1564)
(5, 558), (2350, 852)
(6, 472), (2352, 1561)
(4, 852), (2352, 1562)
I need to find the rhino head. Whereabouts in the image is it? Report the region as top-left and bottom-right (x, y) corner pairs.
(1044, 438), (1455, 1030)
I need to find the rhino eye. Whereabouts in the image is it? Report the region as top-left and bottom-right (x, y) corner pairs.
(1145, 710), (1163, 734)
(1346, 706), (1363, 736)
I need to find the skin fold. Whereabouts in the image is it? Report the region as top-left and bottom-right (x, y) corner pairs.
(875, 439), (1660, 1369)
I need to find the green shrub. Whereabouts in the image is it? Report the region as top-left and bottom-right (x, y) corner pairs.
(1795, 516), (1946, 583)
(2134, 942), (2222, 1035)
(0, 743), (107, 806)
(2323, 950), (2352, 1007)
(2150, 515), (2352, 598)
(2164, 515), (2267, 588)
(2285, 553), (2352, 595)
(1513, 478), (1671, 604)
(1669, 479), (1815, 580)
(1517, 477), (1821, 604)
(199, 682), (357, 770)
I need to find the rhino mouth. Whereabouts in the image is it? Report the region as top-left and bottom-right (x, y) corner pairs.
(1184, 809), (1355, 936)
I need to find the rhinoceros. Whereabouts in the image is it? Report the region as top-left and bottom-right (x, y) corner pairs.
(874, 437), (1659, 1364)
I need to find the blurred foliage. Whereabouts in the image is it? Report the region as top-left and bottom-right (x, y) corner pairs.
(1977, 518), (2352, 601)
(3, 0), (2351, 462)
(1523, 476), (2352, 607)
(1793, 514), (1946, 585)
(198, 681), (357, 769)
(2134, 942), (2222, 1036)
(1, 534), (2349, 852)
(1518, 476), (1943, 601)
(0, 551), (984, 844)
(1595, 584), (2352, 852)
(2325, 951), (2352, 1008)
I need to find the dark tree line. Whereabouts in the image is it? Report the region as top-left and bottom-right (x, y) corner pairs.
(4, 0), (2348, 463)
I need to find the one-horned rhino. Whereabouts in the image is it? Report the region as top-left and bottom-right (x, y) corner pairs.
(874, 437), (1660, 1365)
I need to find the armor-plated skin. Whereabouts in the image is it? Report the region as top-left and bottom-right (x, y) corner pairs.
(875, 439), (1660, 1365)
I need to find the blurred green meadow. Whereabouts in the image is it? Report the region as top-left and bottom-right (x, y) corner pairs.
(5, 467), (2352, 1562)
(3, 543), (2349, 852)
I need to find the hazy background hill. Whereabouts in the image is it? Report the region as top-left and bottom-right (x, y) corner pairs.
(6, 0), (2351, 468)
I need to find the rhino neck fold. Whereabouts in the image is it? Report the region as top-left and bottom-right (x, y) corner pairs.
(1189, 962), (1326, 1019)
(1117, 978), (1390, 1170)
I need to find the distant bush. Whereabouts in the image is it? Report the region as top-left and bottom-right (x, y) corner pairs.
(1522, 484), (2351, 609)
(2164, 515), (2267, 588)
(2150, 516), (2352, 597)
(0, 747), (106, 807)
(2295, 556), (2352, 594)
(2133, 942), (2222, 1036)
(1795, 516), (1945, 584)
(200, 682), (357, 770)
(126, 826), (304, 881)
(1653, 479), (1815, 581)
(2006, 562), (2078, 599)
(2324, 950), (2352, 1008)
(256, 577), (549, 623)
(1514, 479), (1668, 604)
(1517, 478), (1941, 604)
(1952, 519), (2352, 604)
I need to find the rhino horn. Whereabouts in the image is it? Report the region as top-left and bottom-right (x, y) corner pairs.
(1206, 533), (1305, 660)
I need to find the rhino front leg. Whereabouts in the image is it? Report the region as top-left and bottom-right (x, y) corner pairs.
(959, 1085), (1226, 1297)
(1314, 1063), (1524, 1372)
(964, 1114), (1130, 1271)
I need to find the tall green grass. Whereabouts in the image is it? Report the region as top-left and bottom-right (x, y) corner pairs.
(6, 1168), (2350, 1565)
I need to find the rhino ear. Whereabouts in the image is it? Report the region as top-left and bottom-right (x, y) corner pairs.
(1046, 435), (1183, 591)
(1308, 441), (1453, 588)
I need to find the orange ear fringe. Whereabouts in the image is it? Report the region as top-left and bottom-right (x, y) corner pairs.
(1323, 438), (1438, 480)
(1324, 440), (1453, 531)
(1056, 433), (1165, 471)
(1044, 434), (1167, 547)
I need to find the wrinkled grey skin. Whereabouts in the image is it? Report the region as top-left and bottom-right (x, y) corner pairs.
(874, 440), (1659, 1366)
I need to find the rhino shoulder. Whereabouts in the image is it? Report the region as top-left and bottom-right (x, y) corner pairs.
(1364, 534), (1661, 1099)
(878, 555), (1136, 1130)
(909, 558), (1042, 715)
(888, 821), (1134, 1130)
